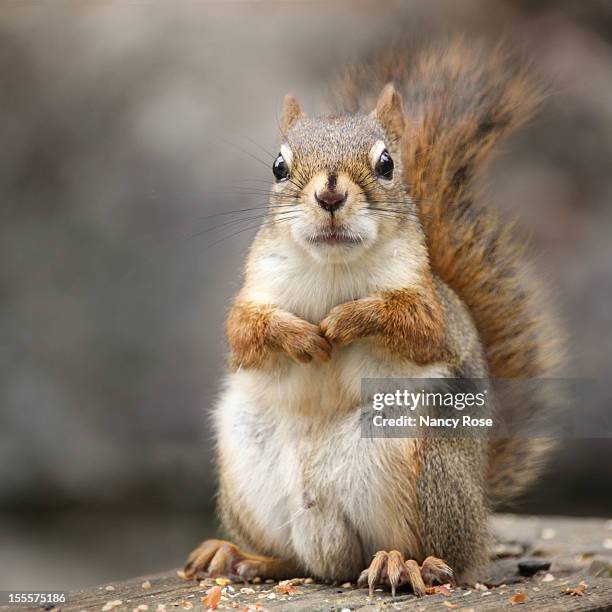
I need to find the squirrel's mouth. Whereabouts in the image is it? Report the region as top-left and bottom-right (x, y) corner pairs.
(308, 230), (364, 246)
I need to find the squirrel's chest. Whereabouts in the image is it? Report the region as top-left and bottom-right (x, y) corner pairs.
(247, 238), (421, 323)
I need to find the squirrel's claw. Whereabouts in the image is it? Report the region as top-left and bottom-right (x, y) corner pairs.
(287, 332), (332, 364)
(320, 297), (380, 347)
(421, 555), (454, 585)
(387, 550), (407, 597)
(185, 539), (238, 580)
(357, 550), (453, 598)
(319, 304), (361, 347)
(404, 559), (426, 597)
(184, 539), (295, 582)
(273, 316), (332, 364)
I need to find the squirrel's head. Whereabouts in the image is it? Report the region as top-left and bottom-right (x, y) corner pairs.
(268, 84), (416, 263)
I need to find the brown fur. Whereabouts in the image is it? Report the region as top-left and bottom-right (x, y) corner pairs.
(227, 299), (332, 369)
(185, 538), (300, 581)
(319, 275), (450, 364)
(333, 39), (563, 505)
(280, 94), (305, 133)
(374, 83), (405, 142)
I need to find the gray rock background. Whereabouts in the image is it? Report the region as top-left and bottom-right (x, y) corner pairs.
(0, 0), (610, 589)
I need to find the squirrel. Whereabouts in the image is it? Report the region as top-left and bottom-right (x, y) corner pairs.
(184, 40), (562, 596)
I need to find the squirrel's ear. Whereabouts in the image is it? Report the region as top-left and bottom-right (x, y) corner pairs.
(373, 83), (405, 141)
(281, 94), (306, 133)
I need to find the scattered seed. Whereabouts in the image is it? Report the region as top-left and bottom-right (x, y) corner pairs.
(102, 600), (123, 611)
(341, 582), (352, 588)
(541, 573), (555, 582)
(278, 578), (305, 586)
(564, 580), (588, 597)
(142, 581), (152, 589)
(216, 577), (231, 586)
(204, 586), (222, 609)
(104, 586), (115, 592)
(304, 578), (314, 584)
(509, 591), (527, 605)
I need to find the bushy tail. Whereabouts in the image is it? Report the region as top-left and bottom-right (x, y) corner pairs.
(334, 40), (563, 505)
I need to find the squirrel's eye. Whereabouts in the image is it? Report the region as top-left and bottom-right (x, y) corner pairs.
(273, 153), (290, 182)
(375, 149), (394, 180)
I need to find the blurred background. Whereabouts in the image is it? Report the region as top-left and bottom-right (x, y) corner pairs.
(1, 0), (611, 590)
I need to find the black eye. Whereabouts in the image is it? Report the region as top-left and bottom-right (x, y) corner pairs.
(273, 153), (290, 182)
(375, 149), (394, 180)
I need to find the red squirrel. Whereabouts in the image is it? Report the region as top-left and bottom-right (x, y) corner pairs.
(184, 41), (561, 596)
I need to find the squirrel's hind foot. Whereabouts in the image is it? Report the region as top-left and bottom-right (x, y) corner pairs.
(357, 551), (453, 598)
(184, 539), (298, 582)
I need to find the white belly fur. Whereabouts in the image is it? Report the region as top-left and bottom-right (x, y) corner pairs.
(214, 235), (451, 577)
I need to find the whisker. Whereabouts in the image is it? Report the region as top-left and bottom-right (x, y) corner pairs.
(199, 215), (300, 252)
(188, 211), (294, 239)
(236, 178), (275, 184)
(367, 206), (419, 216)
(194, 203), (297, 221)
(203, 187), (302, 199)
(216, 137), (272, 171)
(241, 135), (277, 161)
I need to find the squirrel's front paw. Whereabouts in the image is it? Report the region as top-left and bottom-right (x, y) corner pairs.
(320, 298), (379, 347)
(273, 314), (332, 364)
(357, 551), (453, 597)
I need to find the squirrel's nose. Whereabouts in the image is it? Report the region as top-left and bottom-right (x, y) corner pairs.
(315, 189), (347, 213)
